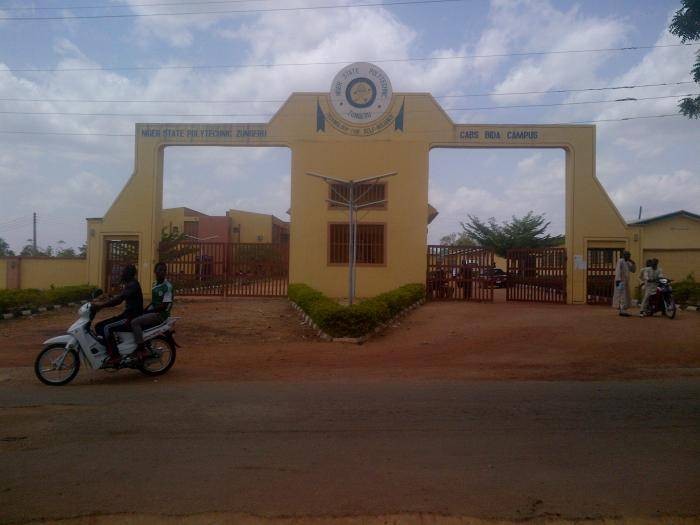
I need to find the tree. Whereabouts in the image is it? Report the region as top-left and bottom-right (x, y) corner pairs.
(0, 237), (14, 256)
(458, 212), (564, 257)
(20, 239), (43, 257)
(439, 232), (475, 246)
(55, 240), (77, 258)
(670, 0), (700, 118)
(158, 228), (197, 263)
(78, 244), (87, 257)
(57, 247), (77, 258)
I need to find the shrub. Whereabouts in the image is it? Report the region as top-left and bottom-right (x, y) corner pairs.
(673, 273), (700, 306)
(0, 285), (98, 315)
(289, 283), (425, 338)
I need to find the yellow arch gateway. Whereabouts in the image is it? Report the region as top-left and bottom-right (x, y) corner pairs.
(86, 63), (640, 304)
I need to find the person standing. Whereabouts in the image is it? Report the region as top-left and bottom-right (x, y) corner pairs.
(638, 259), (651, 303)
(640, 258), (663, 317)
(612, 251), (636, 317)
(459, 257), (474, 300)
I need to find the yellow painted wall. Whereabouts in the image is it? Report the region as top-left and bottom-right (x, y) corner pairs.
(637, 215), (700, 281)
(85, 76), (647, 303)
(161, 208), (186, 234)
(18, 258), (87, 289)
(639, 215), (700, 250)
(228, 209), (274, 243)
(86, 218), (103, 288)
(291, 139), (428, 298)
(643, 250), (700, 281)
(0, 259), (6, 290)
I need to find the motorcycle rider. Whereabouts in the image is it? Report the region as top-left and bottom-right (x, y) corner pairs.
(130, 262), (174, 360)
(92, 264), (144, 366)
(639, 258), (663, 317)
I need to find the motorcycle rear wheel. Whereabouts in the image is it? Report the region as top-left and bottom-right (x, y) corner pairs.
(35, 344), (80, 386)
(663, 298), (677, 319)
(138, 336), (176, 376)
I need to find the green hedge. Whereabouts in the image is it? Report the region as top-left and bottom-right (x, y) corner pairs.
(673, 273), (700, 306)
(0, 285), (98, 315)
(289, 283), (425, 338)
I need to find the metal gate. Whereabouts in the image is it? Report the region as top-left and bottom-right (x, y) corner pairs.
(104, 240), (139, 294)
(160, 241), (289, 297)
(426, 245), (495, 302)
(506, 248), (567, 304)
(586, 248), (623, 305)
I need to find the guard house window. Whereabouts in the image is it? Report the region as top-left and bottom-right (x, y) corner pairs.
(329, 223), (385, 265)
(329, 183), (387, 209)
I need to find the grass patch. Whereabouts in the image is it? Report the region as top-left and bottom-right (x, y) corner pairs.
(289, 283), (425, 338)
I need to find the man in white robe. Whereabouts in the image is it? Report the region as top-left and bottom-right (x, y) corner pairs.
(612, 250), (636, 316)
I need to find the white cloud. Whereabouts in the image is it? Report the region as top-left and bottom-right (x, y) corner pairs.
(428, 151), (566, 243)
(125, 0), (238, 48)
(0, 0), (698, 253)
(609, 169), (700, 220)
(485, 0), (630, 102)
(582, 25), (700, 221)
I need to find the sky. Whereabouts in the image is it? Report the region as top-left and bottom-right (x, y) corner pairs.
(0, 0), (698, 251)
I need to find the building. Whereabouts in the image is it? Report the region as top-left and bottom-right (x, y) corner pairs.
(629, 210), (700, 280)
(161, 207), (230, 243)
(227, 209), (290, 244)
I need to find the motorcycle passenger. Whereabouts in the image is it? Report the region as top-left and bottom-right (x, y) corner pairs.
(639, 258), (663, 317)
(130, 262), (174, 360)
(92, 264), (144, 366)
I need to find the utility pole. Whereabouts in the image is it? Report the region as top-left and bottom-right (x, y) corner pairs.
(306, 171), (396, 305)
(32, 212), (37, 253)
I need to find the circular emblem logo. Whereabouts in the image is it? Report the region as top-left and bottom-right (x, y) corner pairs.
(330, 62), (393, 124)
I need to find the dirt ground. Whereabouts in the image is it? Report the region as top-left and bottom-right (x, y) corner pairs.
(1, 291), (698, 383)
(2, 296), (700, 524)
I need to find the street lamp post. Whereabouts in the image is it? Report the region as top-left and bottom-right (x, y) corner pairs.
(305, 171), (397, 305)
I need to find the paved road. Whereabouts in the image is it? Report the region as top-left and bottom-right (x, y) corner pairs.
(1, 378), (699, 524)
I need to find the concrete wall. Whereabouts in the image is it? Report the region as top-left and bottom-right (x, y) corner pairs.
(86, 218), (103, 290)
(0, 257), (88, 290)
(292, 139), (428, 298)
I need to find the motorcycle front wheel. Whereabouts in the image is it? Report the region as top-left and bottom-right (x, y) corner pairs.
(138, 335), (176, 376)
(35, 344), (80, 386)
(663, 297), (677, 319)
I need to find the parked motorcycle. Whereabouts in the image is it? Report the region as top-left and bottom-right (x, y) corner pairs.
(642, 278), (677, 319)
(35, 293), (179, 386)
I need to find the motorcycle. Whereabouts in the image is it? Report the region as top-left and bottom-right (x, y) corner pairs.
(34, 293), (180, 386)
(642, 278), (677, 319)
